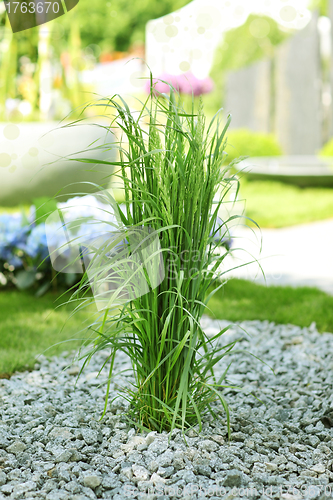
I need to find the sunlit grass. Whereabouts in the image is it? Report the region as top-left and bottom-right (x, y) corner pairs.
(206, 278), (333, 333)
(0, 289), (94, 376)
(1, 279), (332, 380)
(240, 179), (333, 228)
(3, 169), (333, 230)
(0, 205), (31, 215)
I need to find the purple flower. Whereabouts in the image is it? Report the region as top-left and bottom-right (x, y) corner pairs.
(177, 72), (214, 96)
(145, 72), (214, 97)
(145, 72), (182, 96)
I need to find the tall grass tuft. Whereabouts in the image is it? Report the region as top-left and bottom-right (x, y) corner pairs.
(66, 83), (246, 438)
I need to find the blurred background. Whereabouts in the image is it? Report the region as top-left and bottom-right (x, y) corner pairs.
(1, 0), (333, 193)
(1, 0), (333, 291)
(2, 0), (333, 376)
(1, 0), (333, 202)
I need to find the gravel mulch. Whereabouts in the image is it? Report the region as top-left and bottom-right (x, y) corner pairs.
(0, 316), (333, 499)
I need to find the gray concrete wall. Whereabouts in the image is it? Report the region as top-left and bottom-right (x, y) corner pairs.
(328, 0), (333, 138)
(223, 13), (323, 155)
(224, 59), (272, 133)
(274, 12), (322, 155)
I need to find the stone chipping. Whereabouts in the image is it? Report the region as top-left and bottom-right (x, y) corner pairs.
(0, 316), (333, 499)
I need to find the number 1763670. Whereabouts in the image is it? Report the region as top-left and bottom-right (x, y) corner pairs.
(5, 2), (61, 14)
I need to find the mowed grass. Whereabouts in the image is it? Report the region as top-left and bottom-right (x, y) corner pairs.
(112, 177), (333, 229)
(0, 289), (95, 377)
(240, 179), (333, 228)
(1, 278), (333, 377)
(2, 179), (333, 229)
(206, 278), (333, 334)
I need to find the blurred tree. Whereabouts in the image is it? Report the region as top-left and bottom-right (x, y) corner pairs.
(203, 14), (291, 117)
(309, 0), (329, 16)
(60, 0), (191, 53)
(0, 0), (191, 120)
(0, 15), (17, 119)
(1, 0), (191, 57)
(212, 14), (290, 75)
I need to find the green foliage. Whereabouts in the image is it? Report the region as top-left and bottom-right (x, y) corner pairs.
(0, 17), (39, 63)
(65, 88), (252, 438)
(225, 129), (282, 165)
(0, 0), (191, 119)
(15, 270), (36, 290)
(0, 0), (192, 55)
(318, 137), (333, 157)
(59, 0), (191, 52)
(207, 14), (290, 115)
(309, 0), (328, 16)
(212, 14), (289, 75)
(33, 197), (58, 225)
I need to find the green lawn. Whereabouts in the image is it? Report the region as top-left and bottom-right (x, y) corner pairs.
(206, 279), (333, 333)
(240, 179), (333, 228)
(112, 178), (333, 229)
(1, 279), (332, 378)
(0, 289), (95, 377)
(2, 178), (333, 229)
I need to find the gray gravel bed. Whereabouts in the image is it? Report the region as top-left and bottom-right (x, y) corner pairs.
(0, 316), (333, 500)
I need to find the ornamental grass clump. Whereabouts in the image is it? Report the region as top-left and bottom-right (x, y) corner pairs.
(68, 85), (246, 438)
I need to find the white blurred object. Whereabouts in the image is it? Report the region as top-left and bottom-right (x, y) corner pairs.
(222, 218), (333, 296)
(145, 0), (312, 79)
(46, 191), (121, 274)
(5, 99), (20, 113)
(318, 16), (331, 59)
(80, 57), (145, 97)
(46, 190), (165, 311)
(18, 100), (33, 116)
(0, 121), (116, 206)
